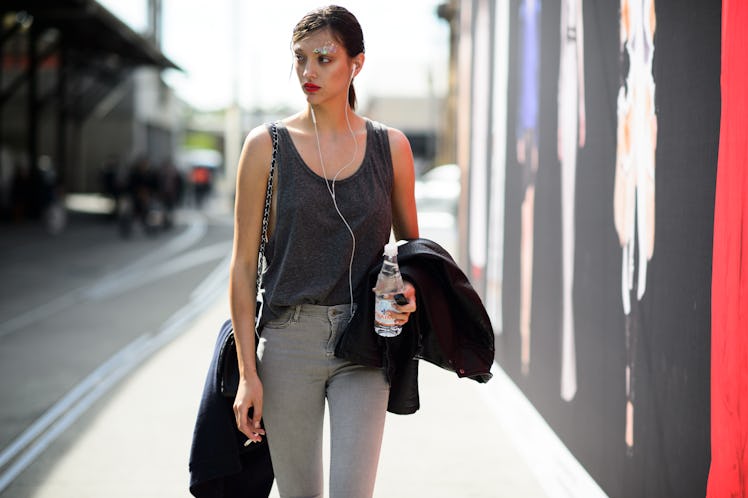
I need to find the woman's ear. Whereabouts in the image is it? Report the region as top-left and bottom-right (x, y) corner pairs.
(352, 54), (365, 76)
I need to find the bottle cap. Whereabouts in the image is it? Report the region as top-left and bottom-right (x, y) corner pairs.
(383, 242), (398, 257)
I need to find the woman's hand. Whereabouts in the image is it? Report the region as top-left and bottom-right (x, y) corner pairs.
(233, 373), (266, 445)
(392, 281), (417, 326)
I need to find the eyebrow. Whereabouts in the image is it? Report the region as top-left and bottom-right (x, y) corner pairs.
(293, 42), (338, 54)
(294, 49), (336, 58)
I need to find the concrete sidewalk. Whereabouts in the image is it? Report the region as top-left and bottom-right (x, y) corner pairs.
(3, 290), (555, 498)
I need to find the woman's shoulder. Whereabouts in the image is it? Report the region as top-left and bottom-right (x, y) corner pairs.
(238, 123), (279, 174)
(364, 119), (411, 151)
(247, 118), (290, 139)
(244, 123), (275, 149)
(242, 120), (289, 155)
(381, 124), (412, 158)
(364, 120), (413, 178)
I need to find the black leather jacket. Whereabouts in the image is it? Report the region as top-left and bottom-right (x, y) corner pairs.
(335, 238), (495, 414)
(189, 319), (274, 498)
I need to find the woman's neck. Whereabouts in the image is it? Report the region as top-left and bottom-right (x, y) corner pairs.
(303, 103), (360, 134)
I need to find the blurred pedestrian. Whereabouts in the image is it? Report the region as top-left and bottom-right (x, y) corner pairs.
(128, 156), (154, 222)
(10, 160), (33, 222)
(99, 155), (119, 199)
(158, 158), (183, 228)
(118, 155), (162, 237)
(190, 165), (212, 208)
(229, 6), (419, 497)
(38, 155), (66, 234)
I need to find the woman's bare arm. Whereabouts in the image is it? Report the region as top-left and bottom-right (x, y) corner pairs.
(229, 124), (273, 443)
(387, 127), (419, 320)
(389, 127), (419, 240)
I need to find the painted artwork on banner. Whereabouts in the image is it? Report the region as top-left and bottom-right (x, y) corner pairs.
(557, 0), (585, 402)
(469, 0), (716, 493)
(515, 0), (542, 376)
(485, 0), (511, 337)
(614, 0), (657, 453)
(468, 0), (492, 285)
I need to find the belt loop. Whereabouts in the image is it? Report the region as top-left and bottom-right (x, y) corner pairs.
(292, 304), (302, 322)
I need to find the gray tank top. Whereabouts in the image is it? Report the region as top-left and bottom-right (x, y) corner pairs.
(260, 119), (394, 325)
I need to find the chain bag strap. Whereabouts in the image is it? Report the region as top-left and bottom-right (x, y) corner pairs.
(257, 122), (278, 296)
(220, 122), (278, 399)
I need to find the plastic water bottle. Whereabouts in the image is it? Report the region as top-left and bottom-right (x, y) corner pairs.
(373, 242), (405, 337)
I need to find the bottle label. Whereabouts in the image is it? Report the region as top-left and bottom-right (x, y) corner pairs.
(374, 296), (397, 326)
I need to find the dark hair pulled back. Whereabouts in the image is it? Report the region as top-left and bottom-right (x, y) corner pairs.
(292, 5), (365, 110)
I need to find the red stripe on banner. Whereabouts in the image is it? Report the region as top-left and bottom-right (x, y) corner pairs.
(707, 1), (748, 496)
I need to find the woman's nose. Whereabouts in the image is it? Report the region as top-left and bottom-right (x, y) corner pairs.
(303, 61), (316, 79)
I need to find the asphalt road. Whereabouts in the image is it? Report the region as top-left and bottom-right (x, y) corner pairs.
(0, 203), (234, 493)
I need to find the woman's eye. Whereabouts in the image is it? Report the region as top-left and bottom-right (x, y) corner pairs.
(318, 56), (330, 64)
(295, 54), (306, 63)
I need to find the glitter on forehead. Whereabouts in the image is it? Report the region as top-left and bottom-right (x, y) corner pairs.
(313, 41), (339, 56)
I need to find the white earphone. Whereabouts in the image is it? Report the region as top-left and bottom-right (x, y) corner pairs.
(309, 63), (360, 316)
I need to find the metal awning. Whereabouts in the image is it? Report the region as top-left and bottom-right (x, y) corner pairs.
(2, 0), (179, 70)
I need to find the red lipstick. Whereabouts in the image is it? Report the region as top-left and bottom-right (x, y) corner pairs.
(303, 83), (320, 93)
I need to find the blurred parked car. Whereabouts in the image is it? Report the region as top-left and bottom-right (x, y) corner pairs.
(415, 163), (460, 216)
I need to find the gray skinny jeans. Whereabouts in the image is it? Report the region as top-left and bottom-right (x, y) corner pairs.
(257, 303), (390, 498)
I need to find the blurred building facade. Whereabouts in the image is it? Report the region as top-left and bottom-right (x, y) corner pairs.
(0, 0), (181, 221)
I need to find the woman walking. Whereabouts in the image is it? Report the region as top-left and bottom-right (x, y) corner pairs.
(229, 6), (419, 497)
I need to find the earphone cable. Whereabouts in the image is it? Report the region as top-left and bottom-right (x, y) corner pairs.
(310, 102), (359, 317)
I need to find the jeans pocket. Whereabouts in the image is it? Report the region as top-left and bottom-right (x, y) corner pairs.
(262, 307), (296, 330)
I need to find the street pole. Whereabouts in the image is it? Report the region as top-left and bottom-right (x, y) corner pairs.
(224, 0), (241, 206)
